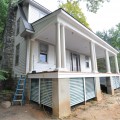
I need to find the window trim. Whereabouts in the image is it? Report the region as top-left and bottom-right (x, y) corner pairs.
(15, 43), (20, 66)
(39, 42), (48, 63)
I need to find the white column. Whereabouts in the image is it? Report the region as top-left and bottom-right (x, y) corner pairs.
(26, 38), (31, 73)
(56, 22), (61, 70)
(90, 42), (97, 73)
(61, 25), (66, 69)
(114, 55), (119, 73)
(105, 50), (111, 73)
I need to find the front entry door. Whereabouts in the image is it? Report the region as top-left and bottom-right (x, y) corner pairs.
(71, 53), (80, 71)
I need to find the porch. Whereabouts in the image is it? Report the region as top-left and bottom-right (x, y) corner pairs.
(25, 9), (120, 118)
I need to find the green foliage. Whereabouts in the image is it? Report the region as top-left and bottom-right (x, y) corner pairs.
(59, 0), (110, 13)
(59, 0), (90, 29)
(96, 23), (120, 50)
(0, 70), (9, 81)
(82, 0), (110, 13)
(0, 0), (9, 41)
(96, 23), (120, 72)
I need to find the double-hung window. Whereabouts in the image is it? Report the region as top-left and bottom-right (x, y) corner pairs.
(40, 43), (48, 63)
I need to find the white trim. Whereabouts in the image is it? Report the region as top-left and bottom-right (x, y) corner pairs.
(28, 72), (120, 79)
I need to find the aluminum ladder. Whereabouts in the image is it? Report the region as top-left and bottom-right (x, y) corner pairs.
(12, 75), (26, 106)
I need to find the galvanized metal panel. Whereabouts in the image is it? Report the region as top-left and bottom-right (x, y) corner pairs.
(112, 76), (120, 89)
(85, 77), (95, 100)
(70, 78), (84, 106)
(40, 79), (52, 108)
(30, 79), (39, 103)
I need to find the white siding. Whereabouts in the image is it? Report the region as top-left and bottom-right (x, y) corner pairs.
(28, 4), (47, 23)
(30, 40), (92, 73)
(31, 41), (56, 72)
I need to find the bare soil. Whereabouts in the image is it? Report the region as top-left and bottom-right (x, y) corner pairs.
(1, 89), (120, 120)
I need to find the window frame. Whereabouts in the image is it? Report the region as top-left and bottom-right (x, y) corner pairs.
(16, 18), (20, 36)
(85, 56), (90, 68)
(15, 43), (20, 66)
(39, 42), (48, 63)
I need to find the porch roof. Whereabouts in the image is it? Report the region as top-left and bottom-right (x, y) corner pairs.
(32, 8), (119, 57)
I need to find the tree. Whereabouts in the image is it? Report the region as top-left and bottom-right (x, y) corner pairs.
(96, 23), (120, 72)
(59, 0), (90, 28)
(82, 0), (110, 13)
(0, 0), (9, 42)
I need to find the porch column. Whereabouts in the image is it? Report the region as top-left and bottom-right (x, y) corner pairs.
(26, 38), (31, 73)
(56, 22), (61, 70)
(105, 50), (111, 73)
(61, 25), (66, 69)
(90, 42), (98, 73)
(106, 77), (114, 95)
(114, 55), (119, 73)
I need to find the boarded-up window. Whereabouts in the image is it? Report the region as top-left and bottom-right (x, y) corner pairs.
(15, 44), (20, 66)
(40, 43), (48, 63)
(16, 18), (20, 35)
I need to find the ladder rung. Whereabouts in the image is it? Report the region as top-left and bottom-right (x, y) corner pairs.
(17, 89), (23, 91)
(19, 84), (24, 86)
(13, 100), (22, 102)
(20, 79), (25, 80)
(15, 94), (22, 96)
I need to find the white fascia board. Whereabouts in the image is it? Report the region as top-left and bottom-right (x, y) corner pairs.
(58, 10), (119, 55)
(28, 72), (120, 79)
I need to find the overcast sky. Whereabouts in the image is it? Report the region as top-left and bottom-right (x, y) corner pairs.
(35, 0), (120, 32)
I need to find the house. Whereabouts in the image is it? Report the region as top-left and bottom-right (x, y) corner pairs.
(11, 0), (120, 118)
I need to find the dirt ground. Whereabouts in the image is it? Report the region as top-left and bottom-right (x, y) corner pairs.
(1, 89), (120, 120)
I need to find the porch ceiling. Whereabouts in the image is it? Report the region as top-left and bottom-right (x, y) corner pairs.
(36, 23), (113, 58)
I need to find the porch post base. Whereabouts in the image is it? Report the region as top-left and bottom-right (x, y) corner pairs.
(94, 77), (102, 101)
(52, 78), (71, 118)
(106, 77), (114, 95)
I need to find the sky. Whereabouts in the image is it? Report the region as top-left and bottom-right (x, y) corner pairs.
(35, 0), (120, 32)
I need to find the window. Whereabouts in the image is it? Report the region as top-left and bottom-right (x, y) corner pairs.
(85, 56), (89, 68)
(16, 18), (20, 35)
(15, 44), (20, 66)
(40, 43), (48, 63)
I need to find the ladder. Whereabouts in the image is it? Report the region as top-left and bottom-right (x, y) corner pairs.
(12, 75), (26, 106)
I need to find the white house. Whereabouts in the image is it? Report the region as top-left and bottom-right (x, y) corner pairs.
(13, 0), (120, 118)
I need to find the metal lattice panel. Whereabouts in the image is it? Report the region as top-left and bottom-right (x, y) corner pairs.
(70, 78), (84, 106)
(112, 76), (120, 89)
(40, 79), (52, 108)
(30, 79), (39, 103)
(85, 77), (95, 100)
